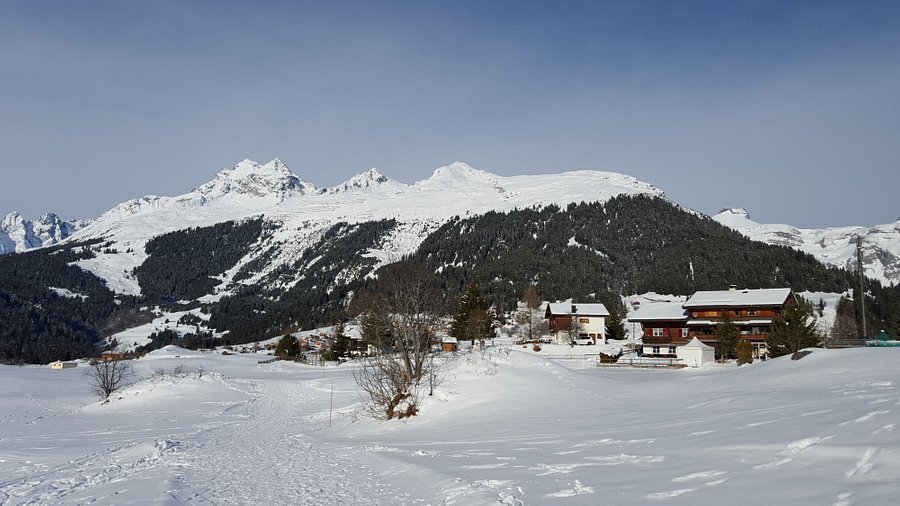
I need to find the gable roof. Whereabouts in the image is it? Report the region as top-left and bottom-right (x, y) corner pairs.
(627, 302), (688, 322)
(682, 337), (714, 349)
(546, 302), (609, 317)
(683, 288), (793, 308)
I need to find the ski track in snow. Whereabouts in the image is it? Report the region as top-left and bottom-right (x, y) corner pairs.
(166, 377), (415, 505)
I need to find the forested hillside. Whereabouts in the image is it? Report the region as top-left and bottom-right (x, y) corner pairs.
(397, 196), (859, 313)
(0, 240), (135, 363)
(135, 218), (266, 303)
(206, 219), (396, 342)
(2, 195), (897, 362)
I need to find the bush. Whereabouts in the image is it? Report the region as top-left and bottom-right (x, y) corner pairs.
(736, 341), (754, 365)
(87, 359), (134, 399)
(599, 352), (621, 363)
(532, 344), (542, 352)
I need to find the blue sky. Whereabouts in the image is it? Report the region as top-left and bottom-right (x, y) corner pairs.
(1, 0), (898, 227)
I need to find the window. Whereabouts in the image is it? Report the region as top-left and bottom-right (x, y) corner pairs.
(753, 343), (767, 358)
(578, 318), (590, 324)
(681, 328), (689, 338)
(668, 346), (676, 355)
(652, 346), (660, 354)
(652, 328), (664, 337)
(749, 309), (757, 316)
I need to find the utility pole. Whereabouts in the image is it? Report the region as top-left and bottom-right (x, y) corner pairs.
(857, 236), (867, 338)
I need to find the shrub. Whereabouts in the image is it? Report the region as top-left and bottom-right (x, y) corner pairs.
(599, 352), (621, 364)
(736, 341), (754, 365)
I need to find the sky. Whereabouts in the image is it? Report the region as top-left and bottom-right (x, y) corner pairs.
(1, 0), (898, 228)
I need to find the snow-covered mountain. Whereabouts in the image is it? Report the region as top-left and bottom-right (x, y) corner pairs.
(713, 208), (900, 286)
(8, 159), (897, 293)
(60, 159), (665, 295)
(0, 212), (90, 254)
(326, 168), (404, 194)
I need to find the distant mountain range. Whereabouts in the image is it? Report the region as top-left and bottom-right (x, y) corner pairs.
(0, 212), (90, 254)
(4, 158), (898, 363)
(4, 159), (897, 286)
(713, 208), (899, 286)
(16, 159), (666, 296)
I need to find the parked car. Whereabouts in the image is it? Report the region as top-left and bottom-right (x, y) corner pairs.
(574, 334), (594, 345)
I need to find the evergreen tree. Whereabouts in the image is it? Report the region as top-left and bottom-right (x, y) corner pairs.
(275, 334), (302, 359)
(605, 307), (627, 341)
(714, 310), (740, 360)
(330, 322), (350, 359)
(451, 282), (491, 344)
(766, 299), (821, 358)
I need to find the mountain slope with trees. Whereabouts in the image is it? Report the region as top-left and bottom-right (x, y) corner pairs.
(401, 196), (860, 315)
(2, 194), (897, 363)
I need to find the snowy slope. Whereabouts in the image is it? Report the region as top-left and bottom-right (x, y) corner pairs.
(65, 159), (666, 295)
(1, 344), (898, 504)
(714, 208), (900, 286)
(0, 212), (89, 254)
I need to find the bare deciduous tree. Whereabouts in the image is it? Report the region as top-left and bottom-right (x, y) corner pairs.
(353, 264), (445, 419)
(565, 313), (584, 345)
(517, 285), (545, 343)
(829, 313), (857, 346)
(87, 359), (134, 399)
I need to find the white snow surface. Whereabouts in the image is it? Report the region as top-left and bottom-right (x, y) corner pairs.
(714, 208), (900, 286)
(65, 159), (666, 295)
(2, 345), (899, 504)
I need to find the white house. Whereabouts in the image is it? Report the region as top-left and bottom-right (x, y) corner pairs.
(50, 361), (77, 370)
(545, 302), (609, 344)
(676, 337), (715, 367)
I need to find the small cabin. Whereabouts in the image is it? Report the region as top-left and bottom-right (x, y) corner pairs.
(442, 337), (458, 352)
(100, 352), (125, 362)
(50, 361), (77, 370)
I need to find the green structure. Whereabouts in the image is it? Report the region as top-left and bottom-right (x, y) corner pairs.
(866, 330), (900, 347)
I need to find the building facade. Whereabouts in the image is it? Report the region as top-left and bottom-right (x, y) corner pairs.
(629, 287), (794, 358)
(545, 302), (609, 344)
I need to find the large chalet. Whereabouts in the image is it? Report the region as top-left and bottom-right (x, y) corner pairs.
(629, 287), (795, 358)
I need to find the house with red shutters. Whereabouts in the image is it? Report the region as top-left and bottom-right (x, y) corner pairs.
(628, 286), (795, 359)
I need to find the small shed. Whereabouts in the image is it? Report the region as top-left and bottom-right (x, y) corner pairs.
(101, 352), (125, 362)
(442, 337), (458, 352)
(676, 337), (715, 368)
(50, 361), (77, 370)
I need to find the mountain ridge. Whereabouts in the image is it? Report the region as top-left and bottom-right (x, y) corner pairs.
(0, 212), (90, 254)
(3, 159), (898, 289)
(713, 208), (900, 286)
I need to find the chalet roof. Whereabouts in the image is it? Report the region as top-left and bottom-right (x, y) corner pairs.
(683, 288), (793, 308)
(627, 302), (688, 322)
(682, 337), (714, 349)
(546, 302), (609, 317)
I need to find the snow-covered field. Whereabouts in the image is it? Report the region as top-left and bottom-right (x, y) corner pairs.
(2, 345), (899, 505)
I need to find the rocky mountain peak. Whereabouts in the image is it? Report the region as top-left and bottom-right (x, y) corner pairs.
(192, 158), (315, 201)
(328, 168), (404, 194)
